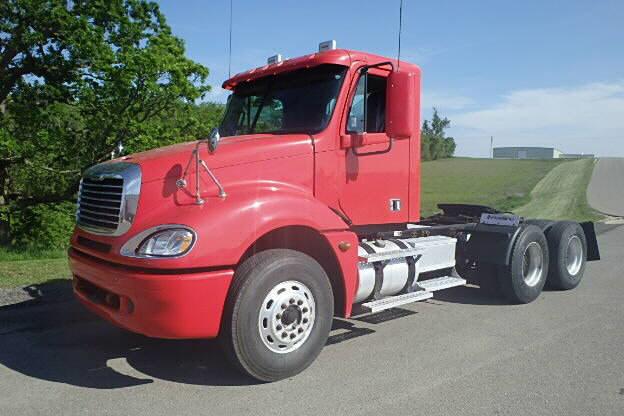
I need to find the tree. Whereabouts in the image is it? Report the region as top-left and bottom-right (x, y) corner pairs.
(421, 108), (456, 161)
(0, 0), (221, 246)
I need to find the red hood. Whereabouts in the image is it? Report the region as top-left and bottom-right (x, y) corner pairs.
(113, 134), (313, 183)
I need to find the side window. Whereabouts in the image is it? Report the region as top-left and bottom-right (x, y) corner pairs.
(347, 74), (387, 133)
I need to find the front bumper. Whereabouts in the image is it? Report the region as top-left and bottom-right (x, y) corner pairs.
(69, 248), (234, 339)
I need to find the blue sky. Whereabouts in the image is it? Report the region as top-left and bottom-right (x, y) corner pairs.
(158, 0), (624, 157)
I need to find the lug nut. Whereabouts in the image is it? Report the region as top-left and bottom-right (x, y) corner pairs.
(276, 313), (281, 320)
(282, 332), (287, 338)
(298, 328), (304, 334)
(276, 325), (282, 331)
(289, 298), (295, 304)
(297, 300), (303, 306)
(290, 333), (296, 339)
(302, 318), (308, 324)
(302, 307), (308, 313)
(281, 304), (287, 310)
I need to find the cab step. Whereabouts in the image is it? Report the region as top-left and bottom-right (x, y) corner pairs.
(362, 291), (433, 314)
(418, 276), (466, 292)
(359, 276), (466, 314)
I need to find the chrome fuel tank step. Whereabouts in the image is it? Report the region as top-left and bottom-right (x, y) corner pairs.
(362, 291), (433, 313)
(359, 276), (466, 313)
(418, 276), (466, 292)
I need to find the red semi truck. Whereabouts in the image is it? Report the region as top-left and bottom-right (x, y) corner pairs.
(69, 42), (600, 381)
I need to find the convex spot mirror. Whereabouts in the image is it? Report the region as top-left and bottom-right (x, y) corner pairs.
(208, 127), (220, 153)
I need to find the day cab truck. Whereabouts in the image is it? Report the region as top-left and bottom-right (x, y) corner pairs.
(69, 41), (600, 382)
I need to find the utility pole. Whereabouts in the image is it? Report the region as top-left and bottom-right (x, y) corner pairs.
(490, 136), (494, 158)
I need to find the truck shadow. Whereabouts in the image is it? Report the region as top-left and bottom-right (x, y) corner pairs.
(0, 281), (257, 388)
(0, 281), (506, 390)
(0, 282), (373, 389)
(427, 285), (508, 306)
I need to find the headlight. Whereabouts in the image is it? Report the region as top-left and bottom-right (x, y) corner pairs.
(136, 228), (195, 257)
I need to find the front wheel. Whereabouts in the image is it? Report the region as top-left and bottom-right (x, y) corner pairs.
(220, 249), (334, 382)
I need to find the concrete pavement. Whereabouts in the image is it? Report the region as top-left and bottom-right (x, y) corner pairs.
(0, 225), (623, 416)
(588, 158), (624, 217)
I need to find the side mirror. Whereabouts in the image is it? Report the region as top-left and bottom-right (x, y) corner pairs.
(208, 127), (220, 153)
(386, 70), (419, 139)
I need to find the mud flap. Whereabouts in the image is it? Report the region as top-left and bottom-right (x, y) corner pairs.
(462, 224), (523, 266)
(580, 221), (601, 261)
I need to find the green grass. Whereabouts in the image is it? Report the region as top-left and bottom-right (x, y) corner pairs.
(420, 157), (564, 217)
(0, 248), (70, 289)
(0, 157), (600, 289)
(0, 247), (66, 261)
(514, 158), (602, 222)
(0, 258), (70, 288)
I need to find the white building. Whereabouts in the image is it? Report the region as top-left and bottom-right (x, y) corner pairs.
(493, 147), (563, 159)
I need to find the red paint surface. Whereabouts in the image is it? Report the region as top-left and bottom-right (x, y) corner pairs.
(70, 249), (233, 338)
(70, 49), (422, 337)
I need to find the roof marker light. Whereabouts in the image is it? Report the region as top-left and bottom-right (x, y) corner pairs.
(267, 54), (283, 65)
(319, 40), (337, 52)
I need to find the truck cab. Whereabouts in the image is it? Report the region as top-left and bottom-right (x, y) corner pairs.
(69, 42), (598, 382)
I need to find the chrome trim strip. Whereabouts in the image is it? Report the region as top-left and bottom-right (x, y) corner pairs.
(78, 202), (120, 212)
(80, 190), (123, 198)
(78, 208), (119, 225)
(79, 195), (123, 203)
(81, 183), (123, 189)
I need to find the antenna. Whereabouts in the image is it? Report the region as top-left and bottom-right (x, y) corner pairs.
(397, 0), (403, 70)
(228, 0), (233, 78)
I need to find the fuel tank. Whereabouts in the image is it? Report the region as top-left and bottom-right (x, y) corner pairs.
(355, 235), (457, 303)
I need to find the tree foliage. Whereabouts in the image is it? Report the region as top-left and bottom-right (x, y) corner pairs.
(421, 108), (456, 161)
(0, 0), (224, 247)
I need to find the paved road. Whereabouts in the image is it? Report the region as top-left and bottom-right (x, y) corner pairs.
(588, 158), (624, 217)
(1, 225), (623, 416)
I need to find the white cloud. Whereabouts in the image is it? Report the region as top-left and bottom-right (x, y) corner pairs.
(450, 81), (624, 157)
(400, 46), (447, 65)
(422, 91), (474, 111)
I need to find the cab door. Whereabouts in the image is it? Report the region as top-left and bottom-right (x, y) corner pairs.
(337, 69), (410, 225)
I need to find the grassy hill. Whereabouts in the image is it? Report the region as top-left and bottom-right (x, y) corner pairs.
(420, 157), (564, 217)
(514, 158), (600, 222)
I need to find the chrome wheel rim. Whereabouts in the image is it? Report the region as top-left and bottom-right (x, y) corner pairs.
(522, 241), (544, 287)
(258, 280), (315, 354)
(566, 235), (584, 276)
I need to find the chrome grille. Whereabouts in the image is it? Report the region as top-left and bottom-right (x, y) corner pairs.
(76, 162), (141, 236)
(78, 177), (123, 231)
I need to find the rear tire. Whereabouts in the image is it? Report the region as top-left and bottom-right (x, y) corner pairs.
(220, 249), (334, 382)
(498, 225), (549, 304)
(544, 221), (587, 290)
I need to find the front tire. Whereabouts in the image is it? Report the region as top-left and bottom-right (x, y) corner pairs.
(499, 225), (549, 304)
(220, 249), (334, 382)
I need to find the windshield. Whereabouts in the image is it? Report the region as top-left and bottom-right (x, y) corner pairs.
(219, 64), (347, 136)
